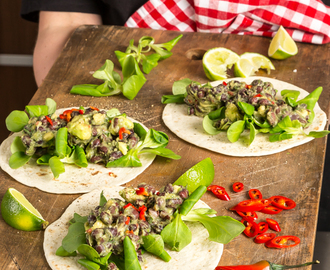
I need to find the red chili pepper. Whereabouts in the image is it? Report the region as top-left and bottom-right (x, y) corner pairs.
(89, 106), (99, 111)
(223, 81), (227, 86)
(79, 109), (84, 114)
(125, 230), (134, 235)
(231, 199), (270, 212)
(254, 233), (276, 244)
(45, 116), (53, 126)
(236, 211), (258, 222)
(136, 187), (149, 196)
(232, 182), (244, 193)
(259, 205), (283, 215)
(216, 260), (318, 270)
(138, 205), (147, 221)
(266, 218), (281, 232)
(257, 222), (268, 234)
(123, 203), (138, 212)
(248, 189), (262, 200)
(86, 228), (93, 234)
(265, 235), (300, 249)
(246, 85), (252, 89)
(59, 114), (66, 119)
(118, 127), (131, 140)
(241, 219), (259, 238)
(125, 216), (130, 225)
(269, 196), (296, 210)
(207, 185), (230, 201)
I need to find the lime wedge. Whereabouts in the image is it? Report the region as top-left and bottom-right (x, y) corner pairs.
(203, 47), (240, 81)
(1, 188), (48, 231)
(173, 158), (214, 193)
(268, 26), (298, 59)
(234, 52), (275, 78)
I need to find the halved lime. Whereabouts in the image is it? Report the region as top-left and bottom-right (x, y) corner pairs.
(268, 26), (298, 59)
(1, 188), (48, 231)
(203, 47), (240, 81)
(173, 158), (214, 193)
(234, 52), (275, 78)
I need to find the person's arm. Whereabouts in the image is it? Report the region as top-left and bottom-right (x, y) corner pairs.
(34, 11), (102, 87)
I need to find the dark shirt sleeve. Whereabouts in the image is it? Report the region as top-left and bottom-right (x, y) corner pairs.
(20, 0), (104, 23)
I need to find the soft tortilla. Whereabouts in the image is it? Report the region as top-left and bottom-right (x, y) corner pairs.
(0, 108), (155, 194)
(163, 77), (327, 156)
(44, 186), (223, 270)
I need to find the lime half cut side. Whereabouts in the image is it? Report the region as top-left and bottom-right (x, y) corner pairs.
(173, 157), (214, 193)
(1, 188), (48, 231)
(268, 26), (298, 60)
(234, 52), (275, 78)
(203, 47), (240, 81)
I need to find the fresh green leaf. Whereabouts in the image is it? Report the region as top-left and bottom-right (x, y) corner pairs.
(140, 147), (181, 160)
(245, 120), (256, 145)
(73, 146), (88, 167)
(142, 234), (171, 262)
(142, 53), (160, 74)
(179, 185), (207, 216)
(70, 213), (88, 224)
(203, 115), (222, 135)
(227, 120), (245, 143)
(93, 60), (121, 90)
(36, 154), (52, 165)
(161, 211), (192, 251)
(190, 208), (217, 216)
(123, 236), (141, 270)
(55, 128), (68, 158)
(172, 78), (192, 95)
(208, 107), (225, 121)
(9, 151), (31, 169)
(107, 108), (121, 119)
(151, 34), (183, 60)
(78, 259), (100, 270)
(237, 102), (255, 116)
(133, 123), (147, 140)
(110, 254), (125, 270)
(181, 211), (245, 244)
(5, 110), (29, 132)
(306, 130), (330, 138)
(46, 98), (57, 114)
(297, 86), (323, 111)
(10, 136), (26, 154)
(77, 244), (104, 264)
(161, 94), (186, 104)
(100, 191), (107, 207)
(70, 84), (119, 97)
(49, 156), (65, 178)
(25, 105), (48, 118)
(281, 90), (300, 101)
(55, 246), (77, 257)
(106, 149), (142, 167)
(62, 221), (87, 253)
(122, 74), (146, 100)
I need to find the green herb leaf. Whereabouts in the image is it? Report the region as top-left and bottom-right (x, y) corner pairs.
(10, 136), (26, 154)
(46, 98), (57, 114)
(55, 246), (77, 257)
(100, 191), (107, 207)
(78, 259), (101, 270)
(49, 156), (65, 178)
(140, 147), (181, 160)
(297, 86), (323, 111)
(306, 130), (330, 138)
(133, 123), (147, 140)
(182, 211), (245, 244)
(25, 105), (48, 118)
(161, 211), (192, 251)
(142, 53), (160, 74)
(123, 236), (141, 270)
(55, 128), (68, 159)
(106, 149), (142, 168)
(179, 185), (207, 216)
(62, 221), (87, 253)
(227, 120), (245, 143)
(161, 94), (186, 104)
(9, 151), (31, 169)
(5, 110), (29, 132)
(203, 115), (222, 135)
(237, 102), (255, 116)
(172, 78), (192, 95)
(107, 108), (121, 119)
(36, 154), (52, 165)
(142, 234), (171, 262)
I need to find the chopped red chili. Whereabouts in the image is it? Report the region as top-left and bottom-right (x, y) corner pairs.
(45, 116), (53, 126)
(254, 233), (276, 244)
(269, 196), (296, 210)
(253, 93), (262, 98)
(118, 127), (131, 140)
(248, 189), (262, 200)
(223, 81), (227, 86)
(136, 187), (149, 196)
(138, 205), (147, 221)
(265, 235), (300, 249)
(125, 230), (134, 234)
(260, 205), (283, 215)
(123, 203), (138, 212)
(232, 182), (244, 193)
(257, 222), (268, 234)
(231, 199), (270, 212)
(241, 219), (259, 238)
(125, 216), (130, 225)
(236, 211), (258, 222)
(89, 106), (99, 111)
(207, 185), (230, 201)
(79, 109), (84, 114)
(246, 85), (252, 89)
(266, 218), (281, 232)
(86, 228), (93, 234)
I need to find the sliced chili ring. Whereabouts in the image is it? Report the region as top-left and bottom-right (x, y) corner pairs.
(248, 189), (262, 200)
(231, 199), (270, 212)
(265, 235), (300, 248)
(254, 233), (276, 244)
(236, 211), (258, 222)
(260, 205), (283, 215)
(266, 218), (281, 232)
(45, 116), (53, 126)
(269, 196), (296, 210)
(241, 219), (259, 238)
(257, 222), (269, 234)
(232, 182), (244, 193)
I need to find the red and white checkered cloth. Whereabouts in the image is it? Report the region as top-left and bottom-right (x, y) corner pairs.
(125, 0), (330, 44)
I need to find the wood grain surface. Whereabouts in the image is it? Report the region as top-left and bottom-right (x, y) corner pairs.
(1, 25), (329, 270)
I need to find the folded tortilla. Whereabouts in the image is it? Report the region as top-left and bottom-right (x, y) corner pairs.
(163, 77), (327, 156)
(44, 186), (223, 270)
(0, 108), (155, 194)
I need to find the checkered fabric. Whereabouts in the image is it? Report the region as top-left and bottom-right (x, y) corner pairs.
(125, 0), (330, 44)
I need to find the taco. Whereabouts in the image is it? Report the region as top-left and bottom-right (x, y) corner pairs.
(0, 104), (179, 194)
(162, 77), (327, 156)
(44, 184), (224, 270)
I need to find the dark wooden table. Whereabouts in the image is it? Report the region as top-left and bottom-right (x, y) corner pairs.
(1, 25), (329, 269)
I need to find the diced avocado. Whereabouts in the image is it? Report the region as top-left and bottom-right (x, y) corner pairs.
(258, 105), (266, 118)
(225, 103), (242, 122)
(67, 115), (92, 141)
(118, 142), (128, 155)
(93, 113), (106, 125)
(43, 132), (54, 142)
(109, 116), (134, 135)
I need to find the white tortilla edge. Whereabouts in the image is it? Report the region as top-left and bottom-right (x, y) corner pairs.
(163, 77), (327, 156)
(43, 186), (224, 270)
(0, 108), (155, 194)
